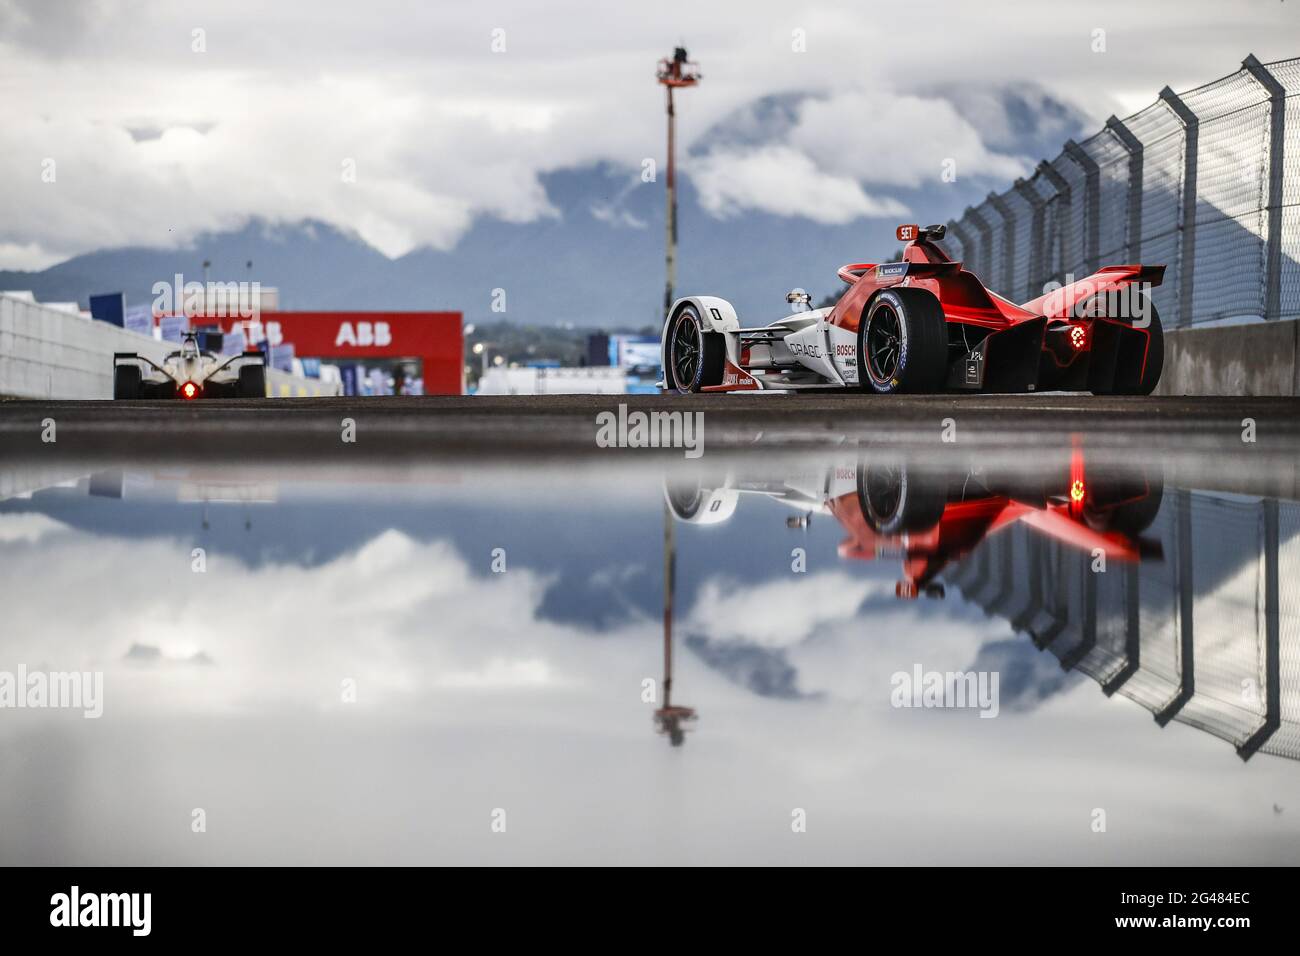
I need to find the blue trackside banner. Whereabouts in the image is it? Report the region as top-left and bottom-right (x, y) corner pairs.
(89, 292), (125, 327)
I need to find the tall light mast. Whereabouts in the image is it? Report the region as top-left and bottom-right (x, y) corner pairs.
(656, 47), (701, 319)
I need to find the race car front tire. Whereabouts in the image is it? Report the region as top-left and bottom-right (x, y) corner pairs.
(856, 459), (947, 534)
(237, 364), (267, 398)
(668, 306), (725, 394)
(113, 364), (142, 400)
(858, 288), (948, 393)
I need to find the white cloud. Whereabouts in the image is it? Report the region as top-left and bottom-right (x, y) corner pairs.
(0, 241), (60, 271)
(793, 91), (1031, 188)
(435, 657), (557, 689)
(589, 202), (647, 229)
(690, 145), (909, 224)
(684, 86), (1045, 223)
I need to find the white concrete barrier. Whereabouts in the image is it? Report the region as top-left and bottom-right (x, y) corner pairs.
(477, 366), (628, 395)
(0, 293), (339, 399)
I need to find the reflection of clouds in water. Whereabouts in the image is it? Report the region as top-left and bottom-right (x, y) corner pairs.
(2, 504), (1298, 865)
(966, 638), (1075, 712)
(0, 511), (69, 543)
(435, 657), (557, 690)
(681, 571), (1064, 711)
(686, 572), (886, 648)
(0, 526), (632, 715)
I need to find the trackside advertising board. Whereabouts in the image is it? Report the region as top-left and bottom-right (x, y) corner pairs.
(211, 311), (463, 394)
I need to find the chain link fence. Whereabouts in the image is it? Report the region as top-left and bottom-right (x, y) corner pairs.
(940, 54), (1299, 330)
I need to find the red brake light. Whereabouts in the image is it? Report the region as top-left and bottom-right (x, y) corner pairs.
(181, 381), (199, 400)
(1069, 324), (1088, 350)
(1070, 479), (1086, 503)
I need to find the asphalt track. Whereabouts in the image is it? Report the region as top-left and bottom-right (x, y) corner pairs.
(2, 394), (1298, 465)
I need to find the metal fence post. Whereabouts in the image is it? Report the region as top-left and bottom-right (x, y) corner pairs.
(986, 190), (1016, 296)
(1237, 498), (1281, 760)
(1013, 178), (1046, 299)
(964, 205), (993, 285)
(1036, 160), (1071, 286)
(1159, 85), (1199, 329)
(1156, 488), (1195, 725)
(1105, 115), (1144, 263)
(1242, 54), (1285, 321)
(946, 218), (974, 266)
(1063, 139), (1100, 275)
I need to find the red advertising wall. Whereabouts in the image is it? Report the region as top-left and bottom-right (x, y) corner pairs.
(217, 311), (464, 395)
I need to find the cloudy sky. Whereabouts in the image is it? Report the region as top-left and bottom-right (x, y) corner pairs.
(1, 0), (1296, 270)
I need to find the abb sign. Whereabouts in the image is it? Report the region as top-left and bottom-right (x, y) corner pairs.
(334, 321), (391, 347)
(217, 311), (463, 394)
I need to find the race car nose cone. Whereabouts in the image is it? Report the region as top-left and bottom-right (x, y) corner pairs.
(181, 381), (199, 400)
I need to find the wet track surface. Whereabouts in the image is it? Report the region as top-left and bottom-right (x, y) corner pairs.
(3, 394), (1300, 463)
(2, 395), (1299, 864)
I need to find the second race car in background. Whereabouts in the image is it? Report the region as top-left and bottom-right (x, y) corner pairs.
(113, 331), (267, 400)
(661, 224), (1165, 395)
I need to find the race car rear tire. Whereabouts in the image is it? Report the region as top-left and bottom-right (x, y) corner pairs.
(858, 288), (948, 393)
(1082, 469), (1164, 535)
(1084, 485), (1164, 535)
(237, 364), (267, 398)
(668, 306), (725, 394)
(1109, 303), (1163, 396)
(113, 364), (141, 400)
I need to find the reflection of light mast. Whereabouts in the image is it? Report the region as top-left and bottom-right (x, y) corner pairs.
(656, 480), (696, 746)
(656, 46), (701, 319)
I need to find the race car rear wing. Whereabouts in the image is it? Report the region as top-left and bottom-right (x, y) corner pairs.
(113, 352), (173, 379)
(837, 260), (962, 285)
(1019, 264), (1167, 320)
(113, 349), (265, 380)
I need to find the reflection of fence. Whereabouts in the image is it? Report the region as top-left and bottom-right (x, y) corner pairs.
(940, 55), (1299, 330)
(947, 490), (1300, 762)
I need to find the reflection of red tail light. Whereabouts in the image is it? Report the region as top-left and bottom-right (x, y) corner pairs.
(1070, 479), (1086, 502)
(1069, 324), (1088, 350)
(181, 381), (199, 400)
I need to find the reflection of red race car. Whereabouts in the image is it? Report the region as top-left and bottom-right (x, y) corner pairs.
(662, 224), (1164, 395)
(666, 451), (1163, 600)
(834, 454), (1163, 600)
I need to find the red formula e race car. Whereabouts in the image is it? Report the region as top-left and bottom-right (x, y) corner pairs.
(661, 224), (1164, 395)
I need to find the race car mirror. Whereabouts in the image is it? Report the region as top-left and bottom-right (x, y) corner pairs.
(896, 224), (919, 242)
(786, 287), (812, 312)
